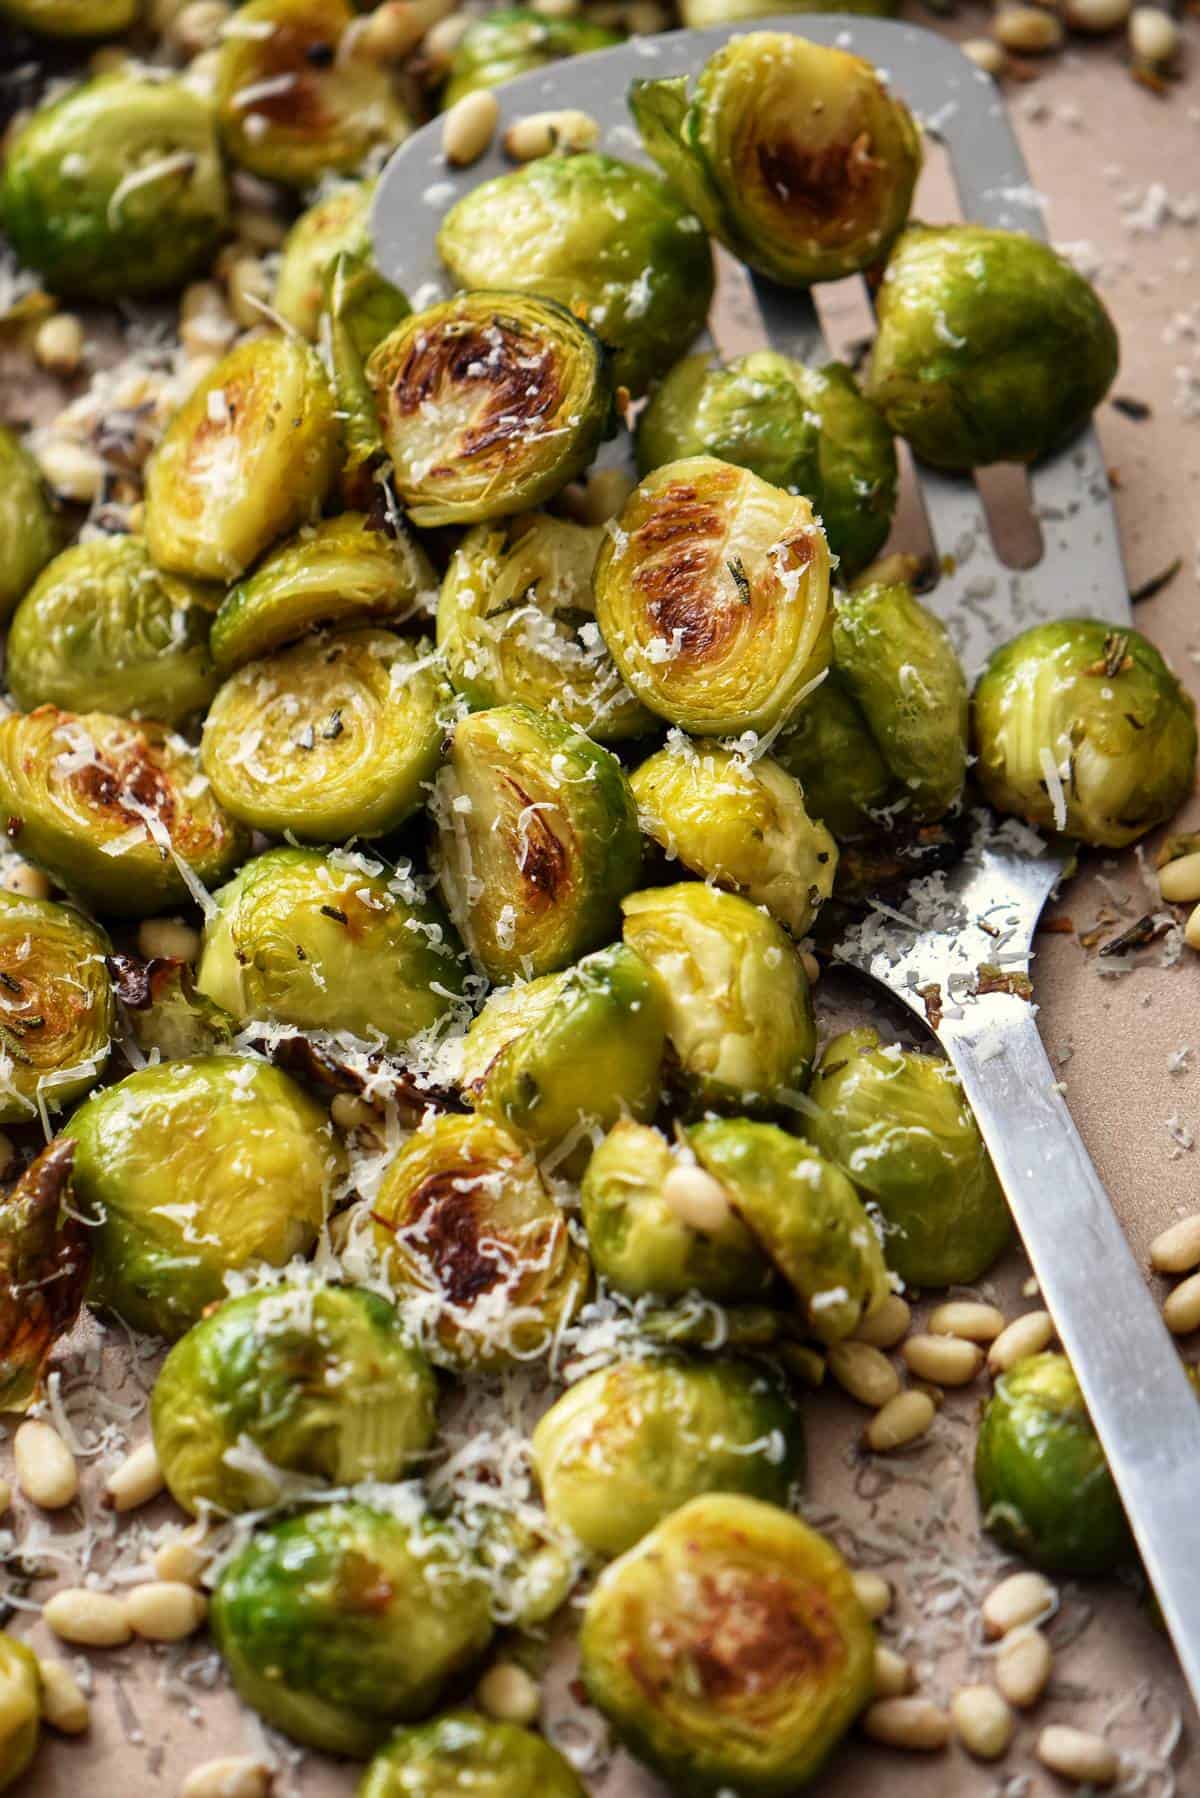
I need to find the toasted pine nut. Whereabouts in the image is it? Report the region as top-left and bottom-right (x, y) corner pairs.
(225, 255), (270, 330)
(981, 1570), (1056, 1639)
(902, 1334), (984, 1386)
(661, 1164), (733, 1235)
(1063, 0), (1130, 29)
(852, 1293), (911, 1349)
(828, 1341), (901, 1408)
(137, 919), (202, 964)
(43, 1589), (131, 1648)
(423, 10), (469, 60)
(961, 36), (1008, 74)
(1184, 902), (1200, 953)
(873, 1646), (914, 1698)
(1150, 1214), (1200, 1275)
(503, 108), (599, 161)
(125, 1581), (208, 1642)
(994, 1626), (1052, 1708)
(153, 1523), (213, 1587)
(1037, 1725), (1120, 1786)
(104, 1442), (164, 1513)
(951, 1684), (1014, 1761)
(562, 466), (636, 526)
(993, 2), (1064, 49)
(476, 1661), (540, 1725)
(1158, 851), (1200, 904)
(851, 1571), (892, 1620)
(442, 91), (499, 168)
(865, 1389), (935, 1453)
(33, 438), (104, 504)
(1163, 1272), (1200, 1336)
(37, 1658), (90, 1734)
(928, 1300), (1006, 1343)
(863, 1696), (951, 1751)
(14, 1421), (78, 1510)
(1128, 3), (1178, 64)
(168, 0), (230, 52)
(181, 1758), (275, 1798)
(34, 313), (85, 376)
(988, 1309), (1054, 1374)
(1, 862), (51, 902)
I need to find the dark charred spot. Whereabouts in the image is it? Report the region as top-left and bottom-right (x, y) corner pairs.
(756, 129), (884, 226)
(233, 25), (330, 130)
(337, 1551), (394, 1615)
(631, 481), (742, 662)
(0, 1140), (90, 1411)
(686, 1566), (841, 1703)
(388, 319), (563, 466)
(502, 777), (568, 908)
(380, 1167), (514, 1307)
(71, 743), (177, 837)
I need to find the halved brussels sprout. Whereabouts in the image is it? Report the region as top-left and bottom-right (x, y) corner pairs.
(632, 740), (837, 937)
(438, 153), (714, 397)
(202, 630), (445, 842)
(145, 336), (340, 584)
(0, 74), (228, 300)
(212, 1501), (492, 1757)
(621, 883), (816, 1113)
(64, 1056), (342, 1339)
(581, 1494), (874, 1793)
(975, 1352), (1130, 1575)
(868, 224), (1119, 468)
(0, 1141), (90, 1413)
(972, 620), (1196, 849)
(440, 7), (620, 107)
(274, 179), (375, 340)
(0, 426), (59, 621)
(0, 1634), (40, 1792)
(631, 33), (921, 287)
(432, 704), (641, 983)
(367, 293), (612, 528)
(680, 0), (896, 21)
(7, 537), (219, 724)
(360, 1713), (586, 1798)
(152, 1283), (438, 1515)
(196, 846), (465, 1047)
(0, 891), (113, 1125)
(364, 1113), (588, 1370)
(533, 1357), (803, 1560)
(0, 708), (248, 918)
(216, 0), (410, 186)
(0, 0), (135, 35)
(802, 1027), (1011, 1288)
(593, 456), (831, 737)
(109, 954), (236, 1059)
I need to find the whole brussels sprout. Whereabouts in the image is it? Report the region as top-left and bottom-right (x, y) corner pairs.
(801, 1026), (1011, 1288)
(637, 353), (897, 580)
(197, 847), (465, 1047)
(274, 179), (375, 340)
(0, 891), (113, 1124)
(367, 293), (613, 527)
(0, 0), (135, 34)
(1, 74), (228, 299)
(64, 1056), (342, 1339)
(680, 0), (896, 20)
(0, 1634), (40, 1791)
(0, 426), (59, 620)
(438, 153), (714, 397)
(580, 1494), (874, 1794)
(145, 336), (339, 583)
(773, 678), (891, 842)
(152, 1283), (437, 1515)
(212, 1501), (492, 1757)
(631, 33), (921, 287)
(972, 620), (1196, 849)
(0, 707), (248, 918)
(621, 883), (817, 1113)
(7, 537), (220, 724)
(632, 739), (837, 937)
(432, 704), (641, 983)
(437, 514), (653, 742)
(975, 1352), (1130, 1575)
(868, 224), (1119, 468)
(593, 456), (831, 738)
(360, 1713), (586, 1797)
(533, 1357), (803, 1560)
(202, 630), (446, 842)
(216, 0), (410, 186)
(0, 1141), (91, 1413)
(440, 7), (620, 107)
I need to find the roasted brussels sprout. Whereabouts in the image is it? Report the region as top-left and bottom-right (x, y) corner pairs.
(581, 1494), (874, 1793)
(197, 846), (465, 1046)
(802, 1027), (1011, 1288)
(364, 1114), (587, 1370)
(636, 353), (897, 580)
(0, 0), (135, 35)
(533, 1357), (803, 1560)
(1, 74), (228, 299)
(0, 891), (113, 1125)
(153, 1283), (437, 1515)
(972, 620), (1196, 848)
(680, 0), (896, 21)
(437, 514), (653, 741)
(0, 1634), (40, 1792)
(622, 883), (816, 1113)
(0, 427), (58, 621)
(360, 1713), (586, 1798)
(976, 1352), (1130, 1575)
(325, 251), (413, 510)
(274, 179), (375, 340)
(0, 1141), (90, 1413)
(202, 630), (445, 842)
(433, 704), (641, 983)
(593, 456), (831, 737)
(212, 1501), (492, 1756)
(109, 954), (236, 1059)
(632, 740), (837, 937)
(64, 1056), (342, 1339)
(0, 708), (248, 918)
(631, 33), (921, 287)
(438, 153), (714, 397)
(868, 224), (1119, 468)
(7, 537), (219, 724)
(773, 678), (891, 842)
(441, 6), (620, 106)
(216, 0), (410, 186)
(367, 293), (612, 527)
(145, 336), (339, 583)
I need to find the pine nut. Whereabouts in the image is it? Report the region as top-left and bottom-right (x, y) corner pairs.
(863, 1696), (951, 1751)
(181, 1759), (275, 1798)
(2, 862), (51, 901)
(865, 1389), (935, 1452)
(137, 919), (202, 964)
(442, 91), (499, 167)
(928, 1301), (1006, 1343)
(799, 950), (820, 984)
(988, 1310), (1054, 1374)
(951, 1685), (1014, 1761)
(345, 0), (428, 59)
(225, 256), (270, 330)
(33, 438), (104, 504)
(125, 1581), (208, 1642)
(851, 1571), (892, 1620)
(1128, 3), (1178, 63)
(982, 1570), (1057, 1638)
(1163, 1272), (1200, 1336)
(994, 1626), (1052, 1708)
(38, 1658), (90, 1734)
(1185, 903), (1200, 954)
(34, 314), (85, 376)
(994, 3), (1064, 49)
(233, 206), (288, 253)
(476, 1661), (540, 1724)
(661, 1164), (733, 1235)
(828, 1341), (901, 1408)
(873, 1646), (914, 1698)
(168, 0), (230, 53)
(1158, 851), (1200, 904)
(562, 466), (636, 526)
(902, 1334), (985, 1386)
(962, 36), (1008, 74)
(423, 11), (469, 60)
(1063, 0), (1130, 28)
(1150, 1214), (1200, 1275)
(14, 1421), (78, 1510)
(852, 1293), (911, 1349)
(104, 1442), (164, 1513)
(1037, 1725), (1120, 1786)
(43, 1589), (132, 1648)
(153, 1523), (213, 1587)
(503, 109), (599, 162)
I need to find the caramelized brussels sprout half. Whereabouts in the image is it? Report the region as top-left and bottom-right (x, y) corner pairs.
(0, 1141), (90, 1413)
(109, 954), (236, 1059)
(680, 0), (896, 21)
(868, 225), (1119, 468)
(274, 179), (375, 340)
(631, 33), (921, 287)
(533, 1357), (803, 1560)
(438, 153), (714, 397)
(325, 252), (412, 509)
(0, 891), (113, 1124)
(64, 1056), (342, 1339)
(972, 620), (1196, 848)
(622, 883), (816, 1113)
(0, 426), (59, 620)
(593, 456), (831, 737)
(976, 1353), (1131, 1575)
(212, 1501), (492, 1757)
(202, 630), (446, 842)
(367, 293), (613, 527)
(441, 6), (620, 106)
(437, 514), (653, 741)
(197, 846), (465, 1047)
(0, 0), (135, 35)
(360, 1713), (586, 1798)
(581, 1494), (874, 1793)
(632, 740), (837, 937)
(0, 1635), (40, 1792)
(7, 537), (219, 724)
(0, 707), (248, 918)
(433, 704), (641, 983)
(802, 1027), (1011, 1287)
(145, 336), (339, 583)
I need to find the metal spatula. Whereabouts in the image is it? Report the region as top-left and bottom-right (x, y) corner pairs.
(372, 17), (1200, 1703)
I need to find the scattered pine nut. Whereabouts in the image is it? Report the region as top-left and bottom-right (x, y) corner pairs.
(104, 1441), (164, 1513)
(873, 1645), (914, 1698)
(1150, 1214), (1200, 1276)
(1185, 903), (1200, 954)
(476, 1661), (541, 1725)
(125, 1581), (208, 1643)
(988, 1309), (1055, 1374)
(561, 467), (636, 527)
(442, 90), (499, 168)
(982, 1570), (1057, 1639)
(1037, 1724), (1120, 1786)
(828, 1341), (901, 1408)
(1163, 1271), (1200, 1336)
(951, 1684), (1014, 1761)
(1157, 851), (1200, 904)
(37, 1658), (90, 1734)
(503, 108), (599, 161)
(962, 37), (1008, 74)
(851, 1571), (892, 1621)
(928, 1301), (1006, 1343)
(1128, 3), (1178, 65)
(852, 1294), (911, 1349)
(167, 0), (230, 53)
(863, 1696), (951, 1751)
(181, 1758), (275, 1798)
(994, 1626), (1052, 1708)
(137, 919), (202, 964)
(14, 1420), (79, 1510)
(153, 1523), (213, 1587)
(661, 1164), (733, 1235)
(43, 1589), (132, 1648)
(799, 950), (821, 985)
(33, 438), (104, 504)
(34, 313), (85, 376)
(423, 10), (469, 60)
(994, 3), (1064, 50)
(865, 1389), (935, 1453)
(1064, 0), (1130, 28)
(902, 1334), (985, 1387)
(2, 863), (52, 901)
